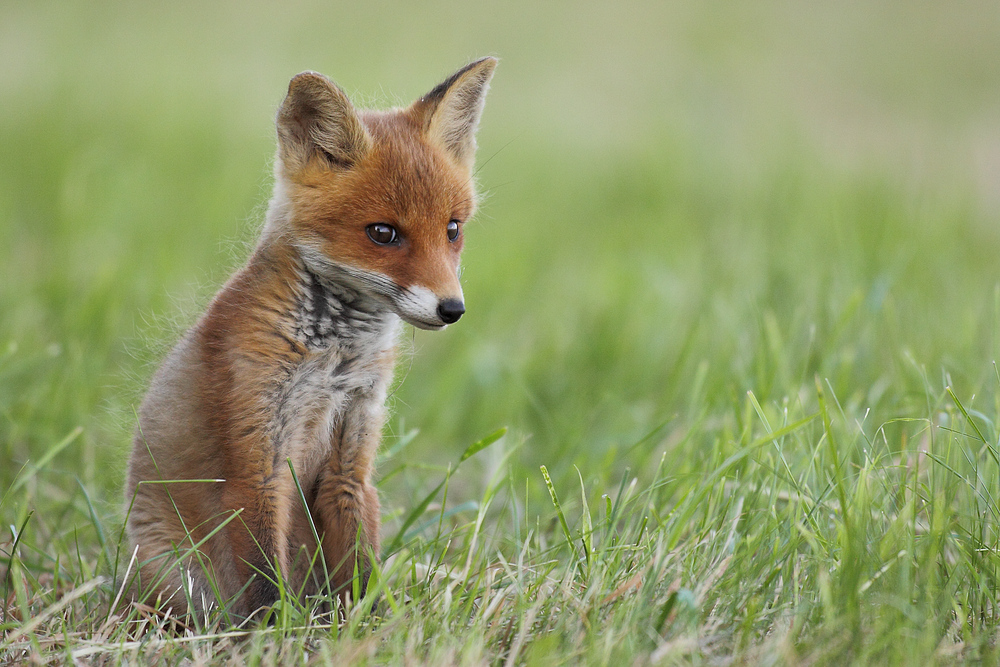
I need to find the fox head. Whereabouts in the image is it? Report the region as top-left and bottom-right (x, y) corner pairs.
(269, 58), (497, 330)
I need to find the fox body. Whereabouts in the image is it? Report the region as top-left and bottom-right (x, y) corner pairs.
(125, 58), (496, 619)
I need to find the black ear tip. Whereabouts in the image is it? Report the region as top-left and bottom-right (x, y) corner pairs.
(419, 58), (497, 109)
(461, 57), (498, 81)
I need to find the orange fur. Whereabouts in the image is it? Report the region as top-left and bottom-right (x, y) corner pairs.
(125, 58), (496, 620)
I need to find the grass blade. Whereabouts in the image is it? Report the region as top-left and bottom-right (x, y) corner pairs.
(459, 427), (507, 463)
(541, 465), (577, 562)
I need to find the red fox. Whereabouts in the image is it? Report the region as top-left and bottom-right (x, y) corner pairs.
(125, 58), (497, 620)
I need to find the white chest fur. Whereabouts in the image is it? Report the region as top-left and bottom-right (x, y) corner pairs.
(271, 268), (400, 483)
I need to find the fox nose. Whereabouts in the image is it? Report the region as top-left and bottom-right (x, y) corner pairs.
(437, 299), (465, 324)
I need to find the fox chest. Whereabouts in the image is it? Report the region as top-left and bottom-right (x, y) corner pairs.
(266, 280), (398, 483)
(269, 345), (390, 483)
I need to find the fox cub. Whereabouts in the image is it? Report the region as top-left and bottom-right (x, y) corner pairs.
(125, 58), (497, 619)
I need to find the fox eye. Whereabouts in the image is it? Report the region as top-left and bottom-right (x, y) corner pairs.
(447, 220), (461, 242)
(366, 223), (399, 246)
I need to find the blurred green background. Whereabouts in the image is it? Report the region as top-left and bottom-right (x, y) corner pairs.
(2, 0), (999, 511)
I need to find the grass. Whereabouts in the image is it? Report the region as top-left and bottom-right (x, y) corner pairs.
(3, 0), (1000, 663)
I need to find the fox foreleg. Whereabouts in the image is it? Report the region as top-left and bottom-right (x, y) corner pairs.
(312, 392), (384, 603)
(222, 455), (294, 617)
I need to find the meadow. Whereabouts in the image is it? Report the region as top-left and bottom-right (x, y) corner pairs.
(3, 1), (1000, 663)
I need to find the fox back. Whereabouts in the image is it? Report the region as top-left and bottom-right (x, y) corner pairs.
(124, 58), (496, 621)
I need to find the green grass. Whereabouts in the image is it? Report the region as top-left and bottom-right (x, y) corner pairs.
(4, 0), (1000, 663)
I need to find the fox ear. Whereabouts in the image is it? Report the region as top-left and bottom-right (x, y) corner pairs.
(276, 72), (371, 172)
(412, 57), (497, 170)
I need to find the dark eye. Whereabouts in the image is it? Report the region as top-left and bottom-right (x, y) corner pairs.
(447, 219), (461, 242)
(366, 223), (399, 246)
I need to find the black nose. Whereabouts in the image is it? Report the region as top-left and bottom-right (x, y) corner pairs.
(437, 299), (465, 324)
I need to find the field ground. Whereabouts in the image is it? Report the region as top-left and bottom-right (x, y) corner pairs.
(3, 1), (1000, 664)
